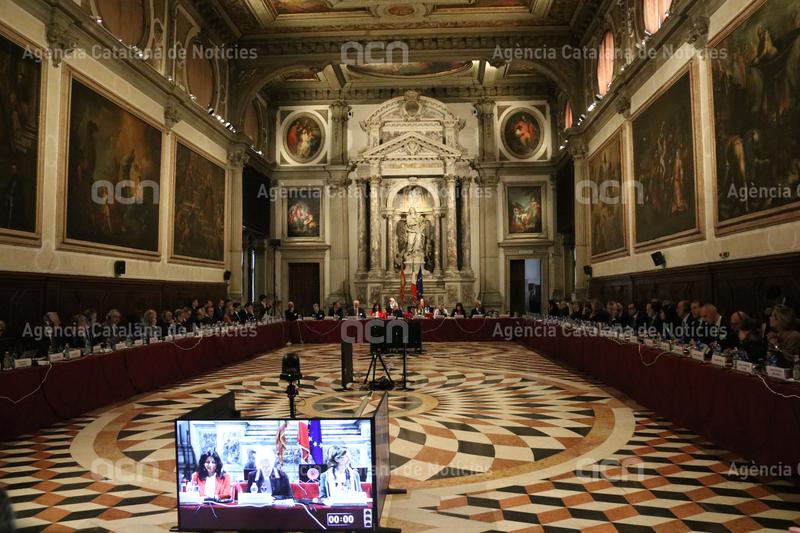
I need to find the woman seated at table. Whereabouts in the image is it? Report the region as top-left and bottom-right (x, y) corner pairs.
(370, 304), (387, 319)
(191, 450), (232, 500)
(451, 302), (466, 318)
(319, 445), (362, 499)
(245, 447), (291, 498)
(736, 316), (766, 363)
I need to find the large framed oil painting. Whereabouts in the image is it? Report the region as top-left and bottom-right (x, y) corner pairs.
(588, 130), (627, 260)
(283, 112), (325, 164)
(631, 68), (701, 250)
(501, 109), (543, 159)
(63, 75), (162, 256)
(0, 30), (43, 243)
(286, 187), (321, 239)
(506, 185), (544, 236)
(171, 140), (226, 264)
(710, 0), (800, 235)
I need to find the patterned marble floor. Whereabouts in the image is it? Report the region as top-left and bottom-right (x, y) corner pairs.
(1, 342), (799, 532)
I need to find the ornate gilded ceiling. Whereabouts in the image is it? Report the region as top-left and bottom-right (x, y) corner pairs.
(206, 0), (586, 37)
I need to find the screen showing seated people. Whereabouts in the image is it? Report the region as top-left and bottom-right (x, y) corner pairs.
(175, 418), (375, 531)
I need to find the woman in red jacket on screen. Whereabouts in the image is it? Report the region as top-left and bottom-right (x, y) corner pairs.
(190, 450), (233, 500)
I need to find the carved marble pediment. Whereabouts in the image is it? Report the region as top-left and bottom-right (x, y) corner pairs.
(359, 131), (463, 161)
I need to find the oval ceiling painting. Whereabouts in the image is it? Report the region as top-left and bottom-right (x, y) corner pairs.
(348, 61), (471, 79)
(284, 113), (325, 164)
(501, 109), (543, 159)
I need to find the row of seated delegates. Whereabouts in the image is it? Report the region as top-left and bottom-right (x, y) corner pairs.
(547, 297), (800, 368)
(188, 445), (363, 502)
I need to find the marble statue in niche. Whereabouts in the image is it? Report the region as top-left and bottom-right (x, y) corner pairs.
(393, 185), (435, 273)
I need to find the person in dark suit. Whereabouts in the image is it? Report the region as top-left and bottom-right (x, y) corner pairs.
(329, 301), (345, 319)
(387, 298), (404, 318)
(469, 300), (486, 318)
(699, 304), (729, 346)
(452, 302), (467, 318)
(349, 300), (366, 319)
(36, 312), (68, 356)
(245, 447), (291, 498)
(238, 303), (256, 324)
(311, 303), (325, 320)
(285, 301), (300, 321)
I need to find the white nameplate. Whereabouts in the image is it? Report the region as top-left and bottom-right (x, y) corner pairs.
(67, 349), (82, 360)
(690, 349), (706, 361)
(179, 493), (205, 505)
(324, 316), (336, 321)
(14, 358), (32, 369)
(672, 346), (686, 355)
(659, 341), (672, 351)
(303, 316), (314, 321)
(149, 337), (161, 344)
(735, 361), (754, 374)
(711, 354), (727, 367)
(47, 352), (64, 362)
(237, 493), (274, 505)
(164, 335), (174, 342)
(92, 345), (104, 353)
(175, 333), (185, 339)
(36, 359), (50, 366)
(454, 314), (465, 319)
(133, 339), (144, 346)
(499, 313), (510, 318)
(609, 331), (620, 339)
(766, 366), (790, 380)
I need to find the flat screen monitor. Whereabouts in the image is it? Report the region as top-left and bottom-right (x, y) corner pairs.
(175, 418), (377, 531)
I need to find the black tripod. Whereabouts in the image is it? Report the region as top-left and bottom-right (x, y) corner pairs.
(364, 346), (394, 390)
(286, 381), (299, 418)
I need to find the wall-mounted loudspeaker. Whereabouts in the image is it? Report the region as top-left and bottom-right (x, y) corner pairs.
(583, 265), (593, 277)
(223, 270), (232, 281)
(114, 260), (126, 277)
(651, 251), (666, 268)
(269, 239), (281, 248)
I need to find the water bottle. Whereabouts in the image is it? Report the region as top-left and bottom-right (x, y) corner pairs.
(2, 352), (12, 371)
(192, 480), (199, 494)
(767, 351), (779, 368)
(793, 357), (800, 381)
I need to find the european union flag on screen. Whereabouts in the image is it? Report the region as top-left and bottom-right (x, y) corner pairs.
(416, 267), (424, 299)
(309, 420), (323, 464)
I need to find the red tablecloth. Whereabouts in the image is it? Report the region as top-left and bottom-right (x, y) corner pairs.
(520, 322), (800, 468)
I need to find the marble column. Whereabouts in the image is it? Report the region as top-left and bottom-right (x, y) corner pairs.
(329, 100), (351, 165)
(226, 140), (249, 302)
(570, 138), (590, 300)
(253, 237), (267, 298)
(387, 211), (397, 272)
(356, 179), (368, 276)
(459, 178), (473, 275)
(444, 175), (458, 274)
(434, 210), (444, 278)
(473, 98), (497, 162)
(368, 176), (382, 276)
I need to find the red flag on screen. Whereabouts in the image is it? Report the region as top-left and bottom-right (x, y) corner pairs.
(297, 421), (310, 462)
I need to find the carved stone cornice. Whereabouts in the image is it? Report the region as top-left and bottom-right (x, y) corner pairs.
(267, 83), (554, 104)
(46, 18), (77, 68)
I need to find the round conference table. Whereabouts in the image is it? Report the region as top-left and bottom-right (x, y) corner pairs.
(1, 318), (798, 472)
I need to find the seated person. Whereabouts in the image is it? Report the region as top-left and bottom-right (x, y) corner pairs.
(311, 303), (325, 320)
(767, 304), (800, 367)
(319, 445), (362, 500)
(36, 312), (68, 356)
(433, 304), (449, 318)
(349, 300), (366, 319)
(238, 303), (256, 324)
(370, 303), (387, 319)
(245, 447), (291, 498)
(329, 301), (345, 319)
(416, 298), (431, 315)
(736, 316), (766, 363)
(469, 300), (486, 317)
(387, 298), (403, 318)
(285, 301), (300, 321)
(68, 314), (89, 349)
(190, 450), (232, 500)
(452, 302), (466, 318)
